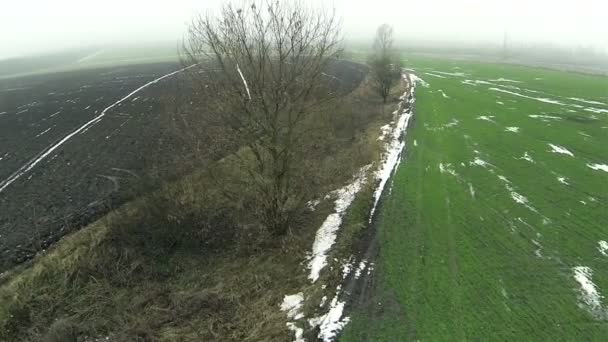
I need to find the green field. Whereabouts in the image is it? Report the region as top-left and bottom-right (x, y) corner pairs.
(344, 58), (608, 340)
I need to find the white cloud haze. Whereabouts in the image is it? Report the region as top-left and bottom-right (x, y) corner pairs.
(1, 0), (607, 59)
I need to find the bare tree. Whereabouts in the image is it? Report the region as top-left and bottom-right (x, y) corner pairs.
(370, 24), (400, 103)
(182, 0), (342, 236)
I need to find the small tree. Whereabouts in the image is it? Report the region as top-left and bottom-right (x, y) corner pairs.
(183, 0), (342, 236)
(370, 24), (400, 103)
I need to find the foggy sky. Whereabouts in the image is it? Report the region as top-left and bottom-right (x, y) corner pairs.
(1, 0), (607, 59)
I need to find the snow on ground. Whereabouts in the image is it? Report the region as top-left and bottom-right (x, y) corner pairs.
(439, 163), (458, 177)
(529, 114), (560, 120)
(489, 88), (564, 105)
(520, 152), (534, 163)
(505, 127), (520, 133)
(584, 107), (608, 114)
(490, 78), (522, 83)
(569, 97), (607, 106)
(598, 241), (608, 256)
(470, 157), (492, 168)
(548, 144), (574, 157)
(424, 72), (446, 78)
(587, 164), (608, 172)
(431, 70), (466, 77)
(468, 183), (475, 199)
(557, 177), (570, 185)
(0, 64), (196, 194)
(438, 89), (449, 98)
(573, 266), (607, 319)
(308, 286), (350, 342)
(377, 124), (391, 141)
(308, 166), (370, 282)
(496, 101), (504, 105)
(282, 293), (305, 320)
(477, 115), (495, 122)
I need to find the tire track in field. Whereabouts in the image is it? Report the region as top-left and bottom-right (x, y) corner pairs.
(0, 64), (195, 194)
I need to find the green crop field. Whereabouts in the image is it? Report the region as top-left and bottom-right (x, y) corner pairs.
(343, 58), (608, 340)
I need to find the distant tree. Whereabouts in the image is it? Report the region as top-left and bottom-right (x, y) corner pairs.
(370, 24), (400, 103)
(182, 0), (342, 236)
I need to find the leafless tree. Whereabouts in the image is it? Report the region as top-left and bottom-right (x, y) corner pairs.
(370, 24), (400, 103)
(182, 0), (342, 236)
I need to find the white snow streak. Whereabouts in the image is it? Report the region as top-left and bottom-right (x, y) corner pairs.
(569, 97), (607, 106)
(598, 241), (608, 256)
(477, 115), (495, 122)
(587, 164), (608, 172)
(557, 177), (570, 185)
(0, 65), (195, 194)
(505, 126), (520, 133)
(308, 166), (369, 282)
(468, 183), (476, 199)
(489, 87), (564, 105)
(573, 266), (607, 319)
(548, 144), (574, 156)
(520, 152), (534, 163)
(309, 288), (350, 342)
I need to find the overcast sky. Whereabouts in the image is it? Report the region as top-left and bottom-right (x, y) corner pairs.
(1, 0), (607, 59)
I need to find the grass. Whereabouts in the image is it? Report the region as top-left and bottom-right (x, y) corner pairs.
(343, 57), (608, 340)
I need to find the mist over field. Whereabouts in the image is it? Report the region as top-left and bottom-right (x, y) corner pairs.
(1, 0), (607, 60)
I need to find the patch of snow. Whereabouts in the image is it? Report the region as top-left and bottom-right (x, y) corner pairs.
(438, 89), (449, 98)
(286, 323), (305, 342)
(309, 290), (350, 342)
(520, 152), (534, 163)
(354, 260), (367, 279)
(529, 114), (560, 120)
(490, 78), (521, 83)
(307, 199), (321, 211)
(432, 70), (466, 77)
(319, 296), (328, 307)
(308, 166), (370, 282)
(505, 126), (520, 133)
(568, 97), (607, 106)
(468, 183), (475, 199)
(413, 140), (418, 147)
(496, 101), (504, 105)
(557, 177), (569, 185)
(470, 157), (492, 168)
(281, 293), (305, 320)
(377, 124), (391, 141)
(548, 144), (574, 157)
(477, 115), (495, 122)
(439, 163), (458, 177)
(444, 119), (459, 128)
(598, 241), (608, 256)
(573, 266), (607, 319)
(583, 107), (608, 114)
(587, 164), (608, 172)
(424, 72), (446, 78)
(489, 87), (564, 105)
(409, 74), (429, 87)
